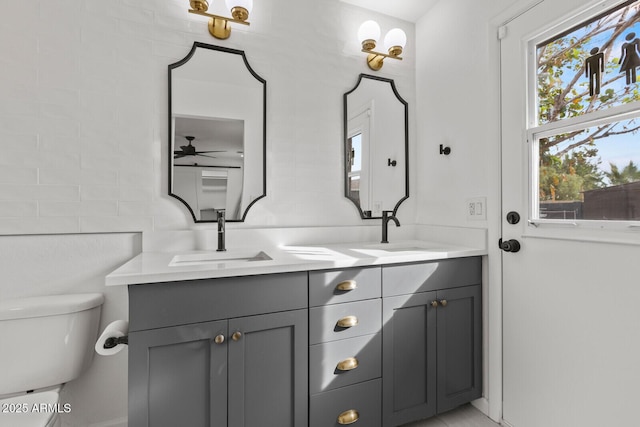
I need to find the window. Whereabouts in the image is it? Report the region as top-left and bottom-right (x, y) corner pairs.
(531, 0), (640, 223)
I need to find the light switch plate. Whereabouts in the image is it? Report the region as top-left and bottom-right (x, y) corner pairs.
(466, 197), (486, 220)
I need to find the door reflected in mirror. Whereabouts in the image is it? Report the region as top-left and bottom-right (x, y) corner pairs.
(169, 43), (266, 222)
(344, 74), (408, 219)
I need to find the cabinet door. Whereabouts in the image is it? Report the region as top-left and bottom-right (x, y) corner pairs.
(436, 285), (482, 413)
(382, 292), (437, 427)
(227, 309), (308, 427)
(128, 320), (228, 427)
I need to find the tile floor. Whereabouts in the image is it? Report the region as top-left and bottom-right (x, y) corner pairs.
(401, 404), (500, 427)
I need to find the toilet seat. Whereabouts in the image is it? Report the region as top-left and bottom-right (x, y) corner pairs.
(0, 390), (60, 427)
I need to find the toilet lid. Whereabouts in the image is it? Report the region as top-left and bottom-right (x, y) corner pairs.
(0, 391), (58, 426)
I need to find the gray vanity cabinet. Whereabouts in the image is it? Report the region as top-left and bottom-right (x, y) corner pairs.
(308, 266), (383, 427)
(127, 272), (309, 427)
(125, 257), (482, 427)
(382, 257), (482, 427)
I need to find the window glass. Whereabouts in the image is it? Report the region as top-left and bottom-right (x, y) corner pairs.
(537, 1), (640, 125)
(537, 117), (640, 220)
(533, 0), (640, 223)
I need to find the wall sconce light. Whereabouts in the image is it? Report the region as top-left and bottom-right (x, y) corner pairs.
(188, 0), (252, 40)
(357, 20), (406, 71)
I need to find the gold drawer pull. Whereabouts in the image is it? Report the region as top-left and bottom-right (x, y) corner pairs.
(335, 280), (357, 292)
(337, 409), (359, 425)
(439, 299), (448, 307)
(336, 357), (359, 371)
(336, 315), (358, 328)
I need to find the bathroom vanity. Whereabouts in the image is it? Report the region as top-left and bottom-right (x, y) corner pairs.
(127, 272), (308, 427)
(108, 242), (484, 427)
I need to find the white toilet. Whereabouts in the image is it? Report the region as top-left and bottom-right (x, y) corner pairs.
(0, 293), (104, 427)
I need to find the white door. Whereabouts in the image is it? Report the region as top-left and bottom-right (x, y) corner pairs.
(501, 1), (640, 426)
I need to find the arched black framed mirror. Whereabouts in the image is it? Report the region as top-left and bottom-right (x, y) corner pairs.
(169, 42), (266, 222)
(344, 74), (408, 219)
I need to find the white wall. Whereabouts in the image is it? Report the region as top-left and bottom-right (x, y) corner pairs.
(415, 0), (512, 227)
(0, 0), (416, 425)
(415, 0), (514, 420)
(0, 0), (416, 233)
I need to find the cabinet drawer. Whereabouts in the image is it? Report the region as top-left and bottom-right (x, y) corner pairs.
(309, 332), (381, 394)
(129, 272), (308, 332)
(309, 299), (381, 344)
(310, 378), (381, 427)
(309, 267), (381, 307)
(382, 257), (481, 297)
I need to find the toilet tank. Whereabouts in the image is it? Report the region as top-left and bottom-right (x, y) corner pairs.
(0, 293), (104, 395)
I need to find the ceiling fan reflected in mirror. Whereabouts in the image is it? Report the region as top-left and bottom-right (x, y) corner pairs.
(174, 136), (224, 159)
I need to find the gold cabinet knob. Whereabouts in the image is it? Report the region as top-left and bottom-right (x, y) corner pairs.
(336, 315), (359, 328)
(232, 331), (242, 341)
(431, 300), (439, 308)
(335, 280), (357, 292)
(336, 357), (359, 372)
(337, 409), (360, 425)
(214, 334), (225, 344)
(439, 299), (448, 307)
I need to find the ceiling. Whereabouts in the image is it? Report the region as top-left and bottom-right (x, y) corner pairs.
(340, 0), (438, 22)
(174, 117), (244, 165)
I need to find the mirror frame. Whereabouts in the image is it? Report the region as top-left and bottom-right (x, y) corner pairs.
(343, 73), (409, 219)
(168, 42), (267, 222)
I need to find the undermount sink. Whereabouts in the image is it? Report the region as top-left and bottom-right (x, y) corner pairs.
(169, 250), (272, 267)
(364, 246), (429, 252)
(349, 242), (449, 256)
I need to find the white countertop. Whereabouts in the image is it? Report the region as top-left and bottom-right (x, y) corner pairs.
(105, 240), (487, 286)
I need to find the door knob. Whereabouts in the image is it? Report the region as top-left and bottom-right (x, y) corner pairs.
(499, 238), (521, 253)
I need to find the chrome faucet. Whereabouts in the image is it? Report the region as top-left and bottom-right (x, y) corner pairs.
(381, 210), (400, 244)
(216, 210), (226, 252)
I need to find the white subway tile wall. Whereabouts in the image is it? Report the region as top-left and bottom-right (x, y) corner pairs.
(0, 0), (416, 234)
